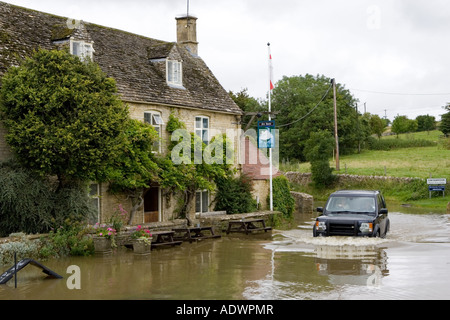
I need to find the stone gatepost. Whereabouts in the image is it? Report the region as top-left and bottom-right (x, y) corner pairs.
(290, 192), (314, 215)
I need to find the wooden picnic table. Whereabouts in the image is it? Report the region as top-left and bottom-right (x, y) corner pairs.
(226, 219), (272, 235)
(172, 226), (221, 242)
(150, 230), (182, 249)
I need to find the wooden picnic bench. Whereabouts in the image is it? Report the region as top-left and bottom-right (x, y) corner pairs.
(172, 226), (221, 243)
(226, 219), (272, 235)
(150, 230), (182, 249)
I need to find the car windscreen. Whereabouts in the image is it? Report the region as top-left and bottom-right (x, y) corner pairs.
(325, 196), (376, 214)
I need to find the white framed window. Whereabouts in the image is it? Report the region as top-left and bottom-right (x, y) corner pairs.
(195, 190), (209, 213)
(167, 60), (183, 87)
(70, 39), (94, 61)
(144, 111), (164, 152)
(195, 116), (209, 145)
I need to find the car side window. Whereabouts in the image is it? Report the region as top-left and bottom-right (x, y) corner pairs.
(377, 194), (386, 211)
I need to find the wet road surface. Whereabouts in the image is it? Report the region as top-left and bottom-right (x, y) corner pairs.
(0, 210), (449, 300)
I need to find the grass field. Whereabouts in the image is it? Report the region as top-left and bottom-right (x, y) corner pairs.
(281, 130), (450, 180)
(281, 130), (450, 210)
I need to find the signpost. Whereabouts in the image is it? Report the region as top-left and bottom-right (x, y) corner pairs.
(258, 120), (275, 211)
(257, 121), (275, 149)
(427, 178), (447, 185)
(427, 178), (446, 198)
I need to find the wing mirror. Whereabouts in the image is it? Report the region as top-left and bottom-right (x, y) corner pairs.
(316, 207), (323, 213)
(379, 208), (388, 215)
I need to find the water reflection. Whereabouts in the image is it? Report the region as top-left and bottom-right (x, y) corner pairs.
(0, 237), (276, 300)
(244, 232), (390, 300)
(1, 211), (449, 300)
(314, 244), (388, 287)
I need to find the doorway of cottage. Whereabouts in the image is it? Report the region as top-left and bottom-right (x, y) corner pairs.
(143, 187), (160, 223)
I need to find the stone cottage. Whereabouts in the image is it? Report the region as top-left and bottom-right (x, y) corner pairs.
(0, 2), (277, 225)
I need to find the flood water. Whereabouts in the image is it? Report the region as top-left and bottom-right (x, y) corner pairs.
(1, 206), (450, 300)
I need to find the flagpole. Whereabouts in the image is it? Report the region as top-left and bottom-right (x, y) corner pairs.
(268, 43), (273, 212)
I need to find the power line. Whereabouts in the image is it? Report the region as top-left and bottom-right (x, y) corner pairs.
(350, 88), (450, 96)
(277, 83), (333, 128)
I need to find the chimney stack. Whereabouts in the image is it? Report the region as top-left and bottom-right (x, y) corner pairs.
(176, 15), (198, 55)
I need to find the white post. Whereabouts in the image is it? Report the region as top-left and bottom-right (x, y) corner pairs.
(268, 43), (273, 211)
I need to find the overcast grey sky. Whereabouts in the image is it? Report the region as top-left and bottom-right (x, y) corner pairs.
(3, 0), (450, 120)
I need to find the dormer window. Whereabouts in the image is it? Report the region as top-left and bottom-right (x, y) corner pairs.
(167, 60), (183, 87)
(70, 39), (94, 61)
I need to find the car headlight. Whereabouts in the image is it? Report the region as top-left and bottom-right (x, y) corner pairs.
(316, 221), (326, 231)
(360, 222), (373, 233)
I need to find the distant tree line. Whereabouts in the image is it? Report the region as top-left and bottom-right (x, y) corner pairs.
(230, 74), (449, 186)
(391, 114), (437, 137)
(230, 75), (448, 157)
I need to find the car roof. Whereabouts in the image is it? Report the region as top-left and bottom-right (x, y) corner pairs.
(330, 190), (380, 197)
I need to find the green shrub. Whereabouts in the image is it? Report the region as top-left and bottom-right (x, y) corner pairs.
(270, 175), (295, 219)
(304, 130), (336, 188)
(214, 174), (257, 214)
(440, 137), (450, 150)
(0, 161), (97, 237)
(0, 233), (41, 267)
(310, 160), (336, 187)
(39, 222), (94, 258)
(0, 161), (55, 236)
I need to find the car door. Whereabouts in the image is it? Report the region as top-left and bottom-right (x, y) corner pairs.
(377, 194), (388, 236)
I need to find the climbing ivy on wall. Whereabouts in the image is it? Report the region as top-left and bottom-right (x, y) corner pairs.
(158, 112), (233, 219)
(271, 175), (295, 219)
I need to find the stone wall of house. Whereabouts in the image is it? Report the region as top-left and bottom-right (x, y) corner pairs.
(97, 102), (242, 225)
(99, 180), (185, 225)
(251, 179), (270, 211)
(127, 102), (241, 159)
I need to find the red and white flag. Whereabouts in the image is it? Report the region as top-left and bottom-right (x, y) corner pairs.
(268, 43), (274, 91)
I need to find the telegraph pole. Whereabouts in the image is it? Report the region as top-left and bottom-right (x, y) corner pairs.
(332, 78), (340, 171)
(356, 103), (361, 153)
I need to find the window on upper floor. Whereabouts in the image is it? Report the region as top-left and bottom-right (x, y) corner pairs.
(144, 111), (164, 153)
(167, 60), (183, 87)
(70, 39), (95, 61)
(195, 116), (209, 145)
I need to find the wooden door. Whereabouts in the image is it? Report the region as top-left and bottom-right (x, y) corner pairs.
(144, 187), (159, 223)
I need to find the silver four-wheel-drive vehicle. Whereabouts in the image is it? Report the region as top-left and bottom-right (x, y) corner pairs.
(313, 190), (390, 238)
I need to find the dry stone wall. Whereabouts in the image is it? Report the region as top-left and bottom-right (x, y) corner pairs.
(284, 172), (422, 185)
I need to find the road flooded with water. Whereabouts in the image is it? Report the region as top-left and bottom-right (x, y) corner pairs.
(254, 211), (450, 300)
(1, 207), (449, 300)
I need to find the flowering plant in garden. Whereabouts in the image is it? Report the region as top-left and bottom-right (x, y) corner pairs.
(108, 204), (128, 232)
(131, 225), (152, 244)
(93, 223), (117, 240)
